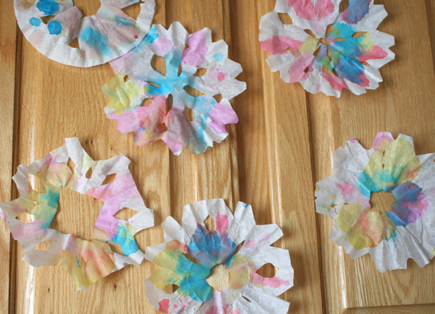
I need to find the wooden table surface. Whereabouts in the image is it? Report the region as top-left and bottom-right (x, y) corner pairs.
(1, 0), (435, 313)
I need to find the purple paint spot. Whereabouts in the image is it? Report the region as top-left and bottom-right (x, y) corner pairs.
(182, 29), (208, 67)
(289, 53), (315, 83)
(387, 182), (429, 227)
(208, 103), (238, 134)
(341, 0), (371, 24)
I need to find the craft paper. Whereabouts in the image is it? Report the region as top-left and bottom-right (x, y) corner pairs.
(259, 0), (395, 97)
(102, 23), (246, 155)
(15, 0), (155, 67)
(315, 133), (435, 271)
(0, 138), (154, 290)
(145, 199), (294, 314)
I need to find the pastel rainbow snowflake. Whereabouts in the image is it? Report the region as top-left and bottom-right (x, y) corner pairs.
(316, 133), (435, 271)
(0, 138), (154, 289)
(259, 0), (395, 97)
(102, 23), (246, 155)
(145, 199), (294, 313)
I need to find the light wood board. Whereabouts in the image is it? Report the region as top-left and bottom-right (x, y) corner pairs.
(1, 0), (435, 313)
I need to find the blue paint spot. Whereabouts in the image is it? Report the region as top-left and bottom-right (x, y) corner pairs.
(114, 16), (133, 26)
(213, 52), (224, 62)
(111, 226), (140, 256)
(340, 0), (371, 24)
(80, 26), (111, 56)
(176, 257), (212, 302)
(144, 25), (159, 44)
(29, 17), (41, 27)
(36, 0), (59, 15)
(188, 224), (236, 268)
(47, 20), (62, 35)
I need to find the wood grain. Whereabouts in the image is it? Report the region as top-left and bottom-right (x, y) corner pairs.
(2, 0), (435, 313)
(0, 0), (18, 312)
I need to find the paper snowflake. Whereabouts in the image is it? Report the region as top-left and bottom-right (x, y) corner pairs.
(0, 138), (154, 290)
(145, 199), (294, 314)
(315, 133), (435, 271)
(102, 22), (246, 155)
(15, 0), (155, 67)
(259, 0), (395, 97)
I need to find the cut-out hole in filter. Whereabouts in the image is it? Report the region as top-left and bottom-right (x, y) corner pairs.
(184, 106), (195, 122)
(339, 0), (350, 13)
(166, 94), (173, 112)
(50, 187), (102, 241)
(121, 1), (141, 19)
(141, 98), (154, 107)
(278, 13), (292, 24)
(16, 212), (34, 223)
(28, 174), (46, 193)
(68, 37), (80, 49)
(114, 208), (137, 221)
(71, 0), (101, 17)
(213, 94), (223, 103)
(194, 68), (207, 77)
(108, 241), (124, 255)
(204, 215), (215, 233)
(206, 264), (229, 291)
(36, 240), (53, 251)
(184, 86), (206, 97)
(86, 167), (93, 179)
(370, 190), (396, 215)
(151, 55), (166, 76)
(255, 263), (277, 278)
(102, 173), (117, 186)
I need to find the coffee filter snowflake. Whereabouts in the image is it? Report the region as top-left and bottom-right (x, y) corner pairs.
(0, 138), (154, 290)
(101, 22), (246, 155)
(15, 0), (155, 67)
(259, 0), (395, 97)
(145, 199), (294, 314)
(315, 133), (435, 271)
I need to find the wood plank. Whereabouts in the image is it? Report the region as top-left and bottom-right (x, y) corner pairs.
(12, 2), (167, 313)
(5, 0), (435, 313)
(0, 0), (18, 312)
(311, 0), (435, 312)
(256, 1), (325, 313)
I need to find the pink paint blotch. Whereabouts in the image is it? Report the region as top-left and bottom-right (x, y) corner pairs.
(151, 35), (173, 56)
(359, 45), (388, 63)
(182, 29), (208, 67)
(315, 0), (335, 20)
(209, 68), (227, 82)
(251, 272), (290, 288)
(322, 72), (348, 91)
(336, 182), (355, 197)
(158, 299), (170, 313)
(373, 132), (394, 152)
(289, 53), (315, 83)
(215, 212), (229, 233)
(287, 0), (316, 21)
(259, 36), (303, 55)
(208, 103), (238, 134)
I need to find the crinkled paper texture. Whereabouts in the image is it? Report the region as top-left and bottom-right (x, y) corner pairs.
(15, 0), (155, 67)
(0, 138), (154, 290)
(315, 132), (435, 271)
(259, 0), (395, 97)
(102, 22), (246, 155)
(145, 199), (294, 314)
